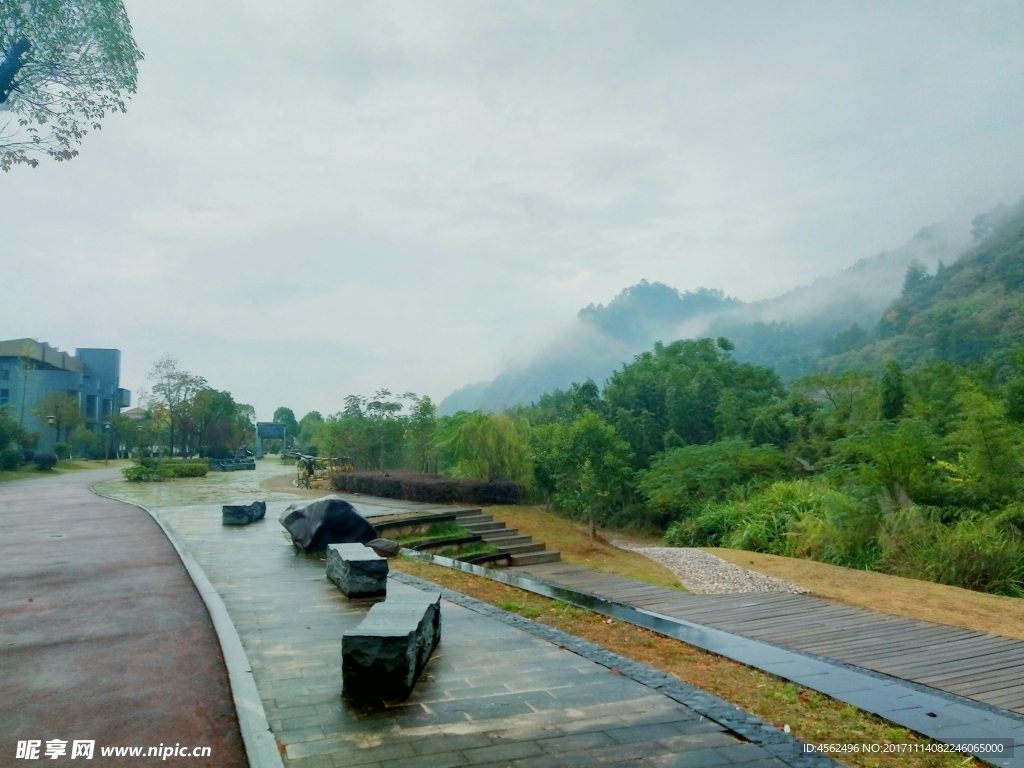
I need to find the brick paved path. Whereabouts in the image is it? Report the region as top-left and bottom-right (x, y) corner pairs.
(0, 470), (247, 767)
(96, 466), (792, 768)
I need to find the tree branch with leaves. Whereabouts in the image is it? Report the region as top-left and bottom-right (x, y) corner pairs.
(0, 0), (143, 171)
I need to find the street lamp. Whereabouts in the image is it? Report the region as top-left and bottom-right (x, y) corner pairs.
(103, 422), (111, 466)
(46, 415), (56, 453)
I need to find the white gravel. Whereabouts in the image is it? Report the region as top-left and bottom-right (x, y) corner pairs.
(612, 541), (809, 594)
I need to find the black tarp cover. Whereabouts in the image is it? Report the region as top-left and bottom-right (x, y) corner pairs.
(279, 495), (377, 552)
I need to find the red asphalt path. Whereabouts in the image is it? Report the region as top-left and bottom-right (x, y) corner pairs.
(0, 470), (247, 767)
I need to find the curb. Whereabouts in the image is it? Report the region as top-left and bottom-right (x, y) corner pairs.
(91, 484), (285, 768)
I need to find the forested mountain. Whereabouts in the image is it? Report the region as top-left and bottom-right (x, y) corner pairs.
(709, 222), (968, 378)
(816, 199), (1024, 376)
(440, 283), (738, 414)
(440, 217), (970, 414)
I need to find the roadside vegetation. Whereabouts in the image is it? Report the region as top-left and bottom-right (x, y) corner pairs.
(284, 331), (1024, 598)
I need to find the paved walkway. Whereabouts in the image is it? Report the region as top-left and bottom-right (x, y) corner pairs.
(0, 469), (247, 767)
(95, 462), (803, 768)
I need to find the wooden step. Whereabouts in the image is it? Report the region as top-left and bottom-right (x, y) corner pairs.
(510, 551), (561, 566)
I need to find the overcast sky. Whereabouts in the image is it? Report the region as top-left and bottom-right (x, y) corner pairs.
(2, 0), (1024, 419)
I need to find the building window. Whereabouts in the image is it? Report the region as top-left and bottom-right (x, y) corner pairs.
(86, 395), (97, 418)
(0, 369), (9, 380)
(0, 389), (8, 406)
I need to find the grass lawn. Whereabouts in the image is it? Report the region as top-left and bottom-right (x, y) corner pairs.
(486, 505), (685, 590)
(708, 548), (1024, 641)
(393, 556), (983, 768)
(0, 459), (131, 483)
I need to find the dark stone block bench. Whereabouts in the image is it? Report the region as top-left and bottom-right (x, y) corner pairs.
(342, 592), (442, 703)
(222, 501), (266, 526)
(327, 543), (388, 597)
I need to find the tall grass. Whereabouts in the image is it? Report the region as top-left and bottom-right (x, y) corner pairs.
(664, 478), (1024, 595)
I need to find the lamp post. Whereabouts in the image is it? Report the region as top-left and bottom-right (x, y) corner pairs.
(103, 423), (111, 466)
(46, 415), (56, 453)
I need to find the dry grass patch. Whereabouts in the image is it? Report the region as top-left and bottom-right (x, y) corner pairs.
(394, 556), (982, 768)
(707, 548), (1024, 641)
(487, 505), (684, 590)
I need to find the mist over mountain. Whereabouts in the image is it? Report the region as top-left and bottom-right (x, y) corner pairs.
(439, 284), (738, 414)
(438, 217), (974, 415)
(818, 199), (1024, 374)
(709, 221), (970, 378)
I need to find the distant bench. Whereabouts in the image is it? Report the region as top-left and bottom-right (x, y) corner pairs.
(342, 592), (441, 703)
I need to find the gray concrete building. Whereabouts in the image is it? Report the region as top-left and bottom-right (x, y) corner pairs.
(0, 339), (130, 451)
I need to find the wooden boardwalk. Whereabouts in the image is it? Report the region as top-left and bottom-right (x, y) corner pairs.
(519, 562), (1024, 715)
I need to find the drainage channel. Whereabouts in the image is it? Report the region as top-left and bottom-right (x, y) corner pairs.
(402, 549), (1024, 768)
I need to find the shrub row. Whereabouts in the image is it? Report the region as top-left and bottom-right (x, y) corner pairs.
(123, 461), (208, 482)
(0, 448), (57, 471)
(139, 458), (211, 469)
(330, 470), (521, 505)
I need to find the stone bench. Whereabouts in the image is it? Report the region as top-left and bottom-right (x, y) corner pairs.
(222, 501), (266, 526)
(327, 543), (388, 598)
(342, 592), (442, 703)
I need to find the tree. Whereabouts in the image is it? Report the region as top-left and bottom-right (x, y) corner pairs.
(880, 359), (907, 420)
(106, 410), (156, 458)
(1, 0), (143, 171)
(147, 357), (206, 457)
(902, 260), (927, 295)
(272, 406), (299, 446)
(434, 411), (534, 487)
(297, 410), (324, 453)
(535, 411), (633, 539)
(29, 391), (83, 441)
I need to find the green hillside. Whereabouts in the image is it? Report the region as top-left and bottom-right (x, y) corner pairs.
(820, 199), (1024, 376)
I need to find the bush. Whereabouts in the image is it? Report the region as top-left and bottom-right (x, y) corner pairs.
(639, 438), (788, 518)
(33, 452), (57, 471)
(330, 470), (521, 505)
(122, 465), (164, 482)
(160, 462), (208, 478)
(21, 448), (35, 464)
(664, 479), (878, 568)
(0, 447), (23, 470)
(878, 508), (1024, 596)
(52, 442), (69, 460)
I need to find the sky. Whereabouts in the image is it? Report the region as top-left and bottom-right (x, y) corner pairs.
(2, 0), (1024, 420)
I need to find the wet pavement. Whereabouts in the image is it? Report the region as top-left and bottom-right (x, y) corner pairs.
(96, 461), (796, 768)
(0, 469), (247, 767)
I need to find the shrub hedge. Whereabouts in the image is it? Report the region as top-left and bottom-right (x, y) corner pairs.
(0, 447), (23, 470)
(33, 452), (57, 471)
(330, 470), (521, 505)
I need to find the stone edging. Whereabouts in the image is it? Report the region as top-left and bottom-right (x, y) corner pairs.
(91, 485), (285, 768)
(390, 570), (841, 768)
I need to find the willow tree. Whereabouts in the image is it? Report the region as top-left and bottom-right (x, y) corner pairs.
(0, 0), (143, 171)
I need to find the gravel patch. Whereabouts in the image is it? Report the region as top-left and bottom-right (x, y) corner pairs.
(612, 541), (809, 594)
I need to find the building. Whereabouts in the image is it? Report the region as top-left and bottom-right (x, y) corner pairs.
(0, 338), (130, 451)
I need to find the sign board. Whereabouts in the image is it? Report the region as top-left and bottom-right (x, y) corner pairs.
(256, 422), (287, 440)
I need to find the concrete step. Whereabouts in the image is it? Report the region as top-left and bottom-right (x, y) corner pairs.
(510, 551), (561, 566)
(453, 508), (483, 519)
(457, 515), (495, 526)
(463, 521), (507, 533)
(479, 533), (532, 547)
(499, 542), (546, 555)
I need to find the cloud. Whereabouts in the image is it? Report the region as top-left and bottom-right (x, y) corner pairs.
(2, 1), (1023, 419)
